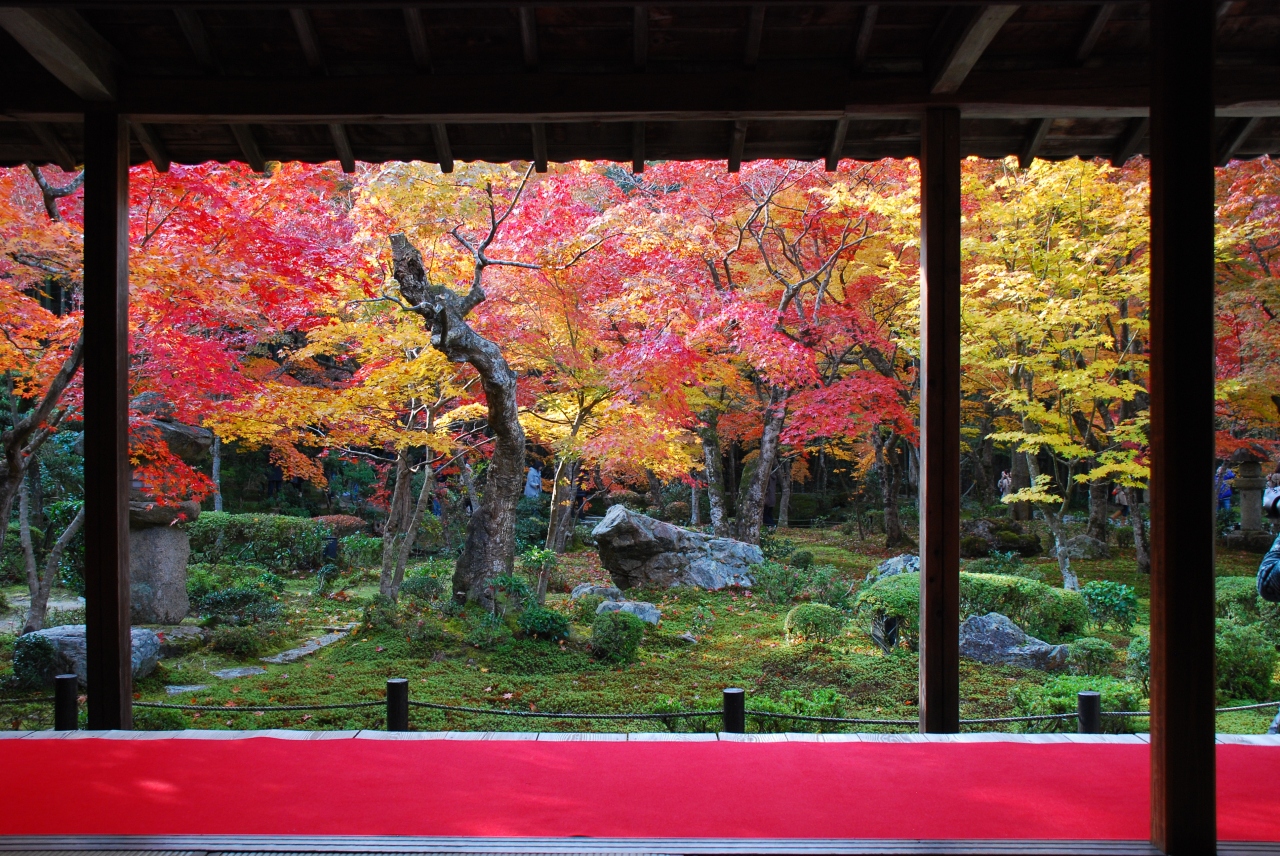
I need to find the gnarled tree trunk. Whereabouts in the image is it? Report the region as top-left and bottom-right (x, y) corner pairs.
(777, 457), (793, 528)
(733, 388), (787, 545)
(1087, 477), (1110, 543)
(697, 411), (729, 536)
(392, 233), (525, 607)
(546, 457), (579, 553)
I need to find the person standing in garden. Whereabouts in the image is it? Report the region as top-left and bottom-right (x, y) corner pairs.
(1111, 486), (1129, 521)
(1217, 464), (1236, 510)
(998, 471), (1012, 498)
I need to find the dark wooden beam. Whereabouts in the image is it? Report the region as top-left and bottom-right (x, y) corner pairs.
(930, 5), (1019, 95)
(1018, 117), (1051, 167)
(852, 4), (878, 71)
(404, 8), (432, 71)
(431, 122), (453, 172)
(290, 8), (326, 75)
(131, 122), (170, 172)
(519, 7), (538, 70)
(1074, 3), (1113, 64)
(1217, 115), (1259, 166)
(173, 9), (218, 73)
(632, 120), (645, 173)
(728, 118), (747, 172)
(825, 116), (848, 171)
(1148, 1), (1217, 853)
(633, 5), (648, 69)
(918, 105), (961, 736)
(1110, 117), (1148, 166)
(26, 121), (76, 171)
(531, 121), (547, 171)
(82, 110), (132, 732)
(230, 124), (266, 172)
(0, 8), (116, 100)
(744, 4), (765, 68)
(328, 123), (355, 172)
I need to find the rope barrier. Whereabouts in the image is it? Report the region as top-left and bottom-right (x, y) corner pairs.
(0, 696), (55, 707)
(134, 700), (384, 712)
(408, 700), (720, 721)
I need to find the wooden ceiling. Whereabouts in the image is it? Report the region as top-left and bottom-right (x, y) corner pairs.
(2, 1), (1279, 171)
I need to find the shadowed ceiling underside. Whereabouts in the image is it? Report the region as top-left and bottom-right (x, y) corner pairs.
(3, 1), (1279, 171)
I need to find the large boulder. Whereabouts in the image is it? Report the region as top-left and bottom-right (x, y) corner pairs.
(30, 625), (161, 687)
(1054, 534), (1111, 560)
(591, 505), (761, 590)
(595, 600), (662, 625)
(959, 613), (1068, 670)
(866, 554), (918, 584)
(130, 526), (192, 624)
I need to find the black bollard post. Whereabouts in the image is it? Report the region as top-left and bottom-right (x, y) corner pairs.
(1077, 690), (1101, 734)
(722, 687), (745, 733)
(54, 674), (78, 731)
(386, 678), (409, 732)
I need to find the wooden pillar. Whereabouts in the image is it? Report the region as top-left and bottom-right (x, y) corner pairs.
(918, 106), (961, 734)
(1149, 2), (1217, 852)
(82, 111), (132, 730)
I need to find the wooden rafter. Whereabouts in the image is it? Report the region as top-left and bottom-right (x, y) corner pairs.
(173, 9), (218, 73)
(1074, 3), (1113, 64)
(929, 5), (1019, 95)
(744, 4), (765, 68)
(728, 118), (748, 172)
(1110, 117), (1148, 166)
(852, 4), (878, 71)
(131, 122), (170, 172)
(230, 124), (266, 172)
(1217, 116), (1259, 166)
(632, 120), (645, 173)
(405, 8), (432, 71)
(290, 9), (326, 75)
(1018, 117), (1052, 167)
(826, 116), (849, 171)
(25, 121), (76, 172)
(431, 123), (453, 173)
(531, 121), (547, 171)
(0, 8), (116, 101)
(328, 123), (354, 173)
(633, 5), (648, 69)
(519, 7), (538, 70)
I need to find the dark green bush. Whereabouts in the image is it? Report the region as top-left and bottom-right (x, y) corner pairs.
(591, 611), (645, 663)
(313, 563), (342, 596)
(960, 536), (991, 558)
(855, 571), (1089, 650)
(784, 603), (846, 643)
(12, 633), (59, 687)
(1011, 676), (1145, 733)
(209, 624), (264, 658)
(515, 495), (551, 551)
(361, 594), (402, 632)
(806, 564), (853, 609)
(401, 573), (444, 602)
(787, 494), (821, 522)
(196, 576), (280, 626)
(1113, 526), (1134, 548)
(1068, 637), (1118, 676)
(967, 550), (1023, 576)
(993, 529), (1043, 557)
(1215, 575), (1280, 645)
(573, 594), (605, 624)
(339, 533), (382, 569)
(759, 532), (797, 562)
(789, 550), (815, 569)
(1216, 618), (1278, 701)
(753, 560), (805, 604)
(749, 688), (846, 733)
(186, 512), (330, 572)
(518, 605), (570, 640)
(1127, 633), (1150, 695)
(1080, 580), (1138, 631)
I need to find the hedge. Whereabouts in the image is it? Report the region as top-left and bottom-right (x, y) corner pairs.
(186, 512), (330, 572)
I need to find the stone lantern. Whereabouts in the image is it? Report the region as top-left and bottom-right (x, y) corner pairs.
(1222, 445), (1274, 553)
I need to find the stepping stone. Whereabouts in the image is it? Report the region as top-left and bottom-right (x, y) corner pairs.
(211, 666), (266, 679)
(165, 684), (209, 695)
(261, 630), (350, 664)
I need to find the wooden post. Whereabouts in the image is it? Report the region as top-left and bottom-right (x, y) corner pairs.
(918, 106), (961, 734)
(82, 111), (132, 730)
(1148, 2), (1217, 853)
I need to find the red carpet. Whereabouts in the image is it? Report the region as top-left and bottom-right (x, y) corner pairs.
(0, 738), (1275, 841)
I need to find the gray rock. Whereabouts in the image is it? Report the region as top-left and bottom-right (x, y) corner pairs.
(260, 630), (349, 664)
(591, 505), (761, 590)
(30, 625), (161, 688)
(165, 684), (209, 695)
(595, 599), (662, 625)
(211, 666), (266, 679)
(569, 583), (624, 602)
(1054, 535), (1111, 560)
(677, 631), (698, 644)
(959, 613), (1068, 671)
(156, 625), (208, 657)
(866, 554), (919, 584)
(129, 526), (192, 624)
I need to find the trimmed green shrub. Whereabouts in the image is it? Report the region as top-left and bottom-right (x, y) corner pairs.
(784, 603), (846, 643)
(753, 560), (805, 604)
(806, 564), (853, 609)
(186, 512), (330, 572)
(1081, 580), (1138, 631)
(749, 688), (846, 733)
(993, 529), (1043, 557)
(361, 594), (402, 632)
(573, 594), (605, 624)
(196, 575), (281, 626)
(313, 563), (342, 596)
(967, 550), (1022, 576)
(518, 605), (570, 640)
(339, 533), (382, 569)
(759, 532), (797, 561)
(1215, 575), (1280, 645)
(1011, 676), (1145, 733)
(664, 501), (691, 522)
(591, 611), (645, 663)
(790, 550), (815, 569)
(1127, 633), (1150, 695)
(209, 624), (264, 658)
(12, 633), (59, 687)
(514, 495), (550, 551)
(1113, 526), (1134, 548)
(401, 573), (444, 602)
(855, 571), (1089, 650)
(1216, 618), (1278, 701)
(1068, 637), (1118, 676)
(960, 536), (991, 558)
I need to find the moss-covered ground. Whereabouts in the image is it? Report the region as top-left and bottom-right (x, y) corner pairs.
(2, 523), (1277, 734)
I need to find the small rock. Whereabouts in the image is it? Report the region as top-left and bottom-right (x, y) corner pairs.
(29, 625), (161, 688)
(959, 613), (1067, 670)
(570, 583), (624, 602)
(867, 554), (919, 584)
(211, 666), (266, 679)
(156, 625), (208, 658)
(1054, 535), (1111, 560)
(165, 684), (208, 695)
(261, 631), (349, 664)
(595, 600), (661, 625)
(677, 631), (698, 644)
